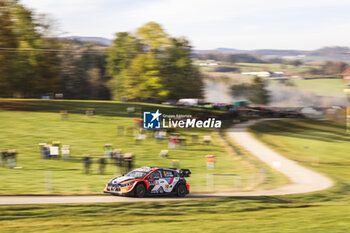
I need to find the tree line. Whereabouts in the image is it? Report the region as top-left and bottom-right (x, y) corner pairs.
(0, 0), (203, 101)
(0, 0), (62, 98)
(194, 53), (267, 64)
(305, 61), (348, 76)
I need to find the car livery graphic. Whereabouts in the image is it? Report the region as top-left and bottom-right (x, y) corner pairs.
(104, 167), (191, 197)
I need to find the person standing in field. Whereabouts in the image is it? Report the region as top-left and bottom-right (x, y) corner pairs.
(1, 151), (7, 167)
(83, 154), (92, 174)
(99, 156), (106, 175)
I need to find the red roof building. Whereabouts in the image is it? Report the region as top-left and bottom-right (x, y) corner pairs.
(341, 67), (350, 80)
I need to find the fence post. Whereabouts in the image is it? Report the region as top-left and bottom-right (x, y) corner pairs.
(207, 173), (214, 191)
(45, 171), (52, 192)
(234, 175), (241, 190)
(249, 174), (255, 188)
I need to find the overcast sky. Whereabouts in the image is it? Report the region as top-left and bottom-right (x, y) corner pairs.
(22, 0), (350, 50)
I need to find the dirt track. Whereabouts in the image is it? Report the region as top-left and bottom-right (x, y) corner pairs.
(0, 119), (333, 205)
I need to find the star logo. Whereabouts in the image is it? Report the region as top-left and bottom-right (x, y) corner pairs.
(151, 109), (161, 122)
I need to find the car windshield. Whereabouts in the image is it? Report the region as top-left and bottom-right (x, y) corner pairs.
(125, 170), (148, 179)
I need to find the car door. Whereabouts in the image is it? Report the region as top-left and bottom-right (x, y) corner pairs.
(160, 170), (180, 193)
(147, 170), (163, 194)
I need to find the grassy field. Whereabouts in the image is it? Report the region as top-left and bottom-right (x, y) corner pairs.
(196, 61), (318, 74)
(290, 78), (346, 97)
(235, 63), (315, 73)
(0, 99), (260, 194)
(203, 71), (251, 84)
(0, 119), (349, 232)
(202, 63), (347, 100)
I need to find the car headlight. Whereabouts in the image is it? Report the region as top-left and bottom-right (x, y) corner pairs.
(121, 182), (135, 187)
(112, 179), (119, 184)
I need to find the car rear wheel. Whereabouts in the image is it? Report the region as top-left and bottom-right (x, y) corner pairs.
(135, 183), (146, 198)
(176, 184), (187, 197)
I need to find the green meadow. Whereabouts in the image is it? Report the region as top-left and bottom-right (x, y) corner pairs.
(0, 99), (261, 194)
(0, 108), (349, 232)
(290, 78), (346, 97)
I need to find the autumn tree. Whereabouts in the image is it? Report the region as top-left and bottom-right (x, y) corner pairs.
(106, 32), (142, 99)
(107, 22), (203, 101)
(0, 0), (17, 96)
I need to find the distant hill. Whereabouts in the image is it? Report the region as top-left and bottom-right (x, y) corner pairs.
(200, 48), (248, 54)
(195, 46), (350, 62)
(253, 49), (306, 56)
(308, 46), (350, 55)
(195, 48), (306, 56)
(62, 36), (112, 47)
(305, 46), (350, 61)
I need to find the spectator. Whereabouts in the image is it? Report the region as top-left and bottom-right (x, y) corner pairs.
(1, 151), (7, 167)
(99, 157), (106, 175)
(104, 144), (113, 158)
(43, 145), (50, 159)
(123, 153), (134, 173)
(112, 149), (122, 167)
(38, 143), (46, 158)
(168, 136), (178, 149)
(83, 154), (92, 174)
(61, 145), (70, 161)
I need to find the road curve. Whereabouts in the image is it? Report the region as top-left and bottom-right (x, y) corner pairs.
(0, 119), (333, 205)
(225, 119), (333, 196)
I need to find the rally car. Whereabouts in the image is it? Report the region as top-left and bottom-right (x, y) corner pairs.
(104, 167), (191, 197)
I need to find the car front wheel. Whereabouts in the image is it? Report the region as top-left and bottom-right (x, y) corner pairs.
(135, 183), (146, 198)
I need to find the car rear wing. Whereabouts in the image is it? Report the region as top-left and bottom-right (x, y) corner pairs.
(178, 169), (191, 177)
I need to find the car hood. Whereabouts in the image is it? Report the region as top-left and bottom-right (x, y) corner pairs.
(108, 176), (136, 185)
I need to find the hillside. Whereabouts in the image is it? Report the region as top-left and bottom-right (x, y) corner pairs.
(61, 36), (350, 62)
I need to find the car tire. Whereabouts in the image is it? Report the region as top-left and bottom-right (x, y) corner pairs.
(135, 183), (146, 198)
(176, 184), (187, 197)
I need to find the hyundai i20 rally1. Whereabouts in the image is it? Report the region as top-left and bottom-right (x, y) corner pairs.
(104, 167), (191, 197)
